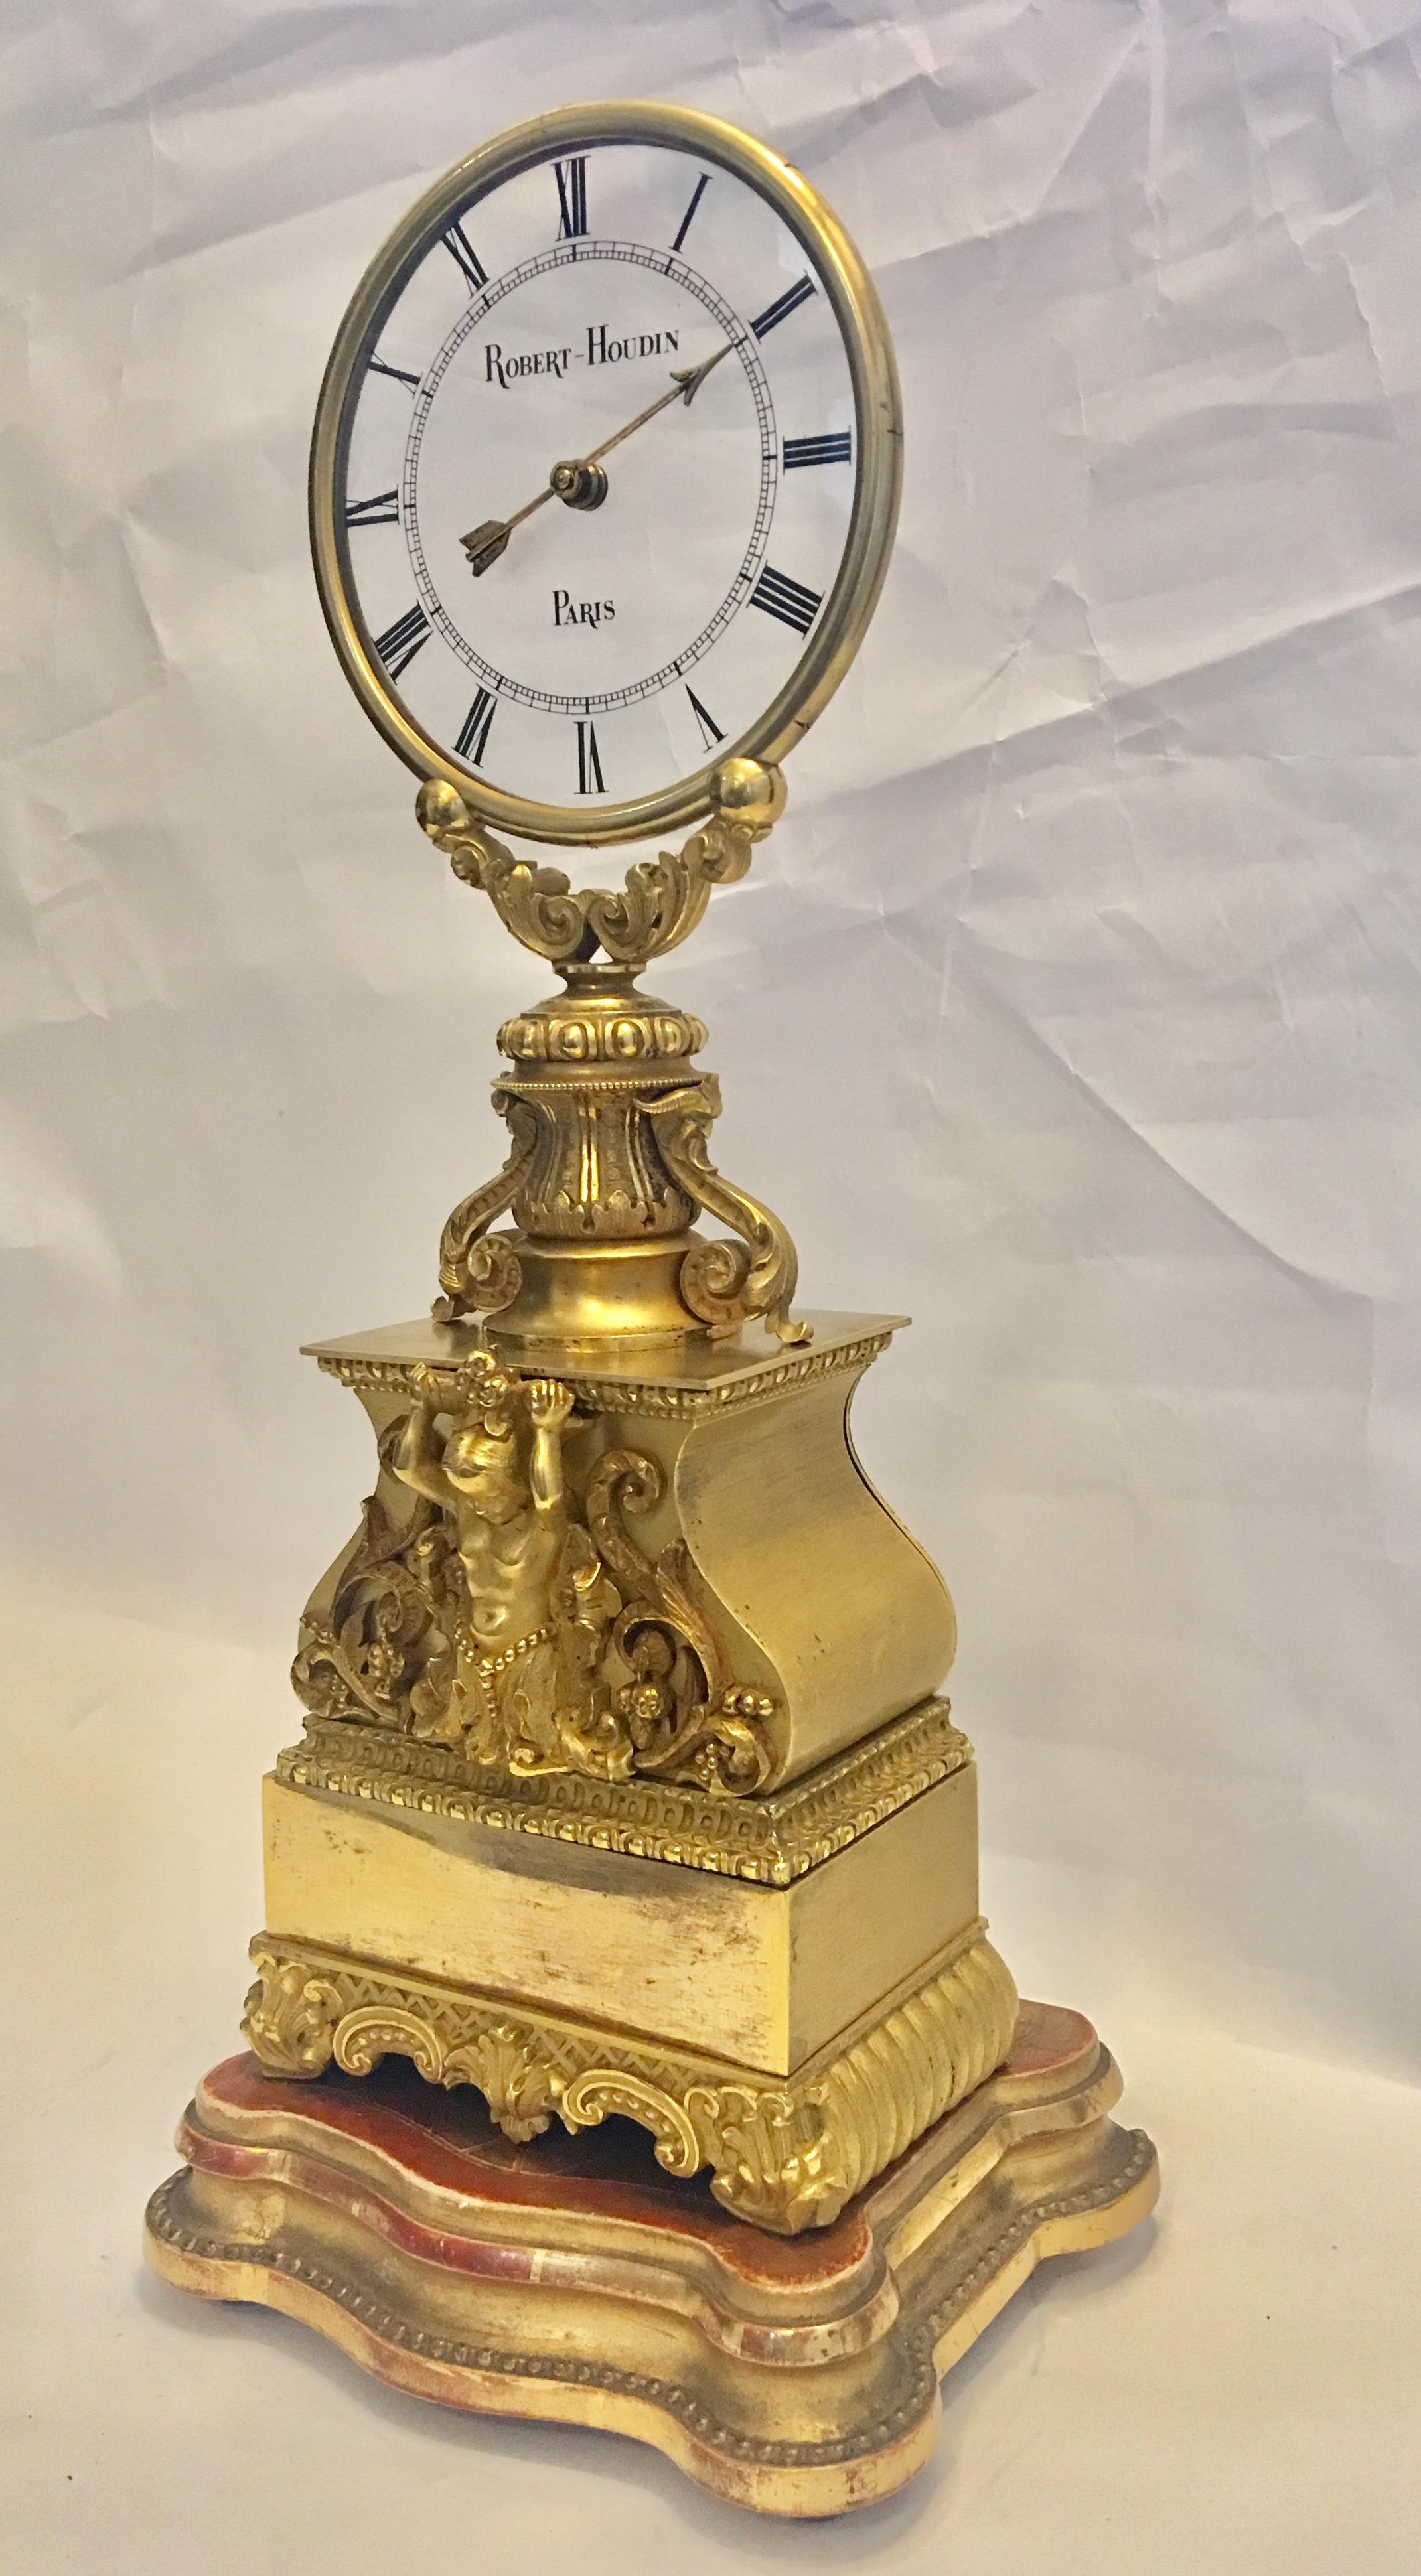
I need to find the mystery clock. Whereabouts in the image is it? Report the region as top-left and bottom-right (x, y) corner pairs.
(147, 102), (1157, 2519)
(311, 100), (899, 841)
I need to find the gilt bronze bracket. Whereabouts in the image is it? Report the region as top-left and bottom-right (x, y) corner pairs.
(421, 764), (806, 1348)
(417, 754), (784, 969)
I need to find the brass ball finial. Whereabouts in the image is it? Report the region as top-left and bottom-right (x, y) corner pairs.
(417, 776), (469, 837)
(709, 757), (786, 840)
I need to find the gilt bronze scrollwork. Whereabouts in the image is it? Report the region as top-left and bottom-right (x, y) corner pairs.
(419, 761), (807, 1348)
(292, 1347), (775, 1794)
(416, 756), (783, 967)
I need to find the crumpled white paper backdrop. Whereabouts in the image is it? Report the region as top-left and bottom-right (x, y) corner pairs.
(4, 7), (1421, 2557)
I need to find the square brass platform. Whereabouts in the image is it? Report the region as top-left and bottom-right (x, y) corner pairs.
(260, 1747), (980, 2073)
(145, 1999), (1158, 2517)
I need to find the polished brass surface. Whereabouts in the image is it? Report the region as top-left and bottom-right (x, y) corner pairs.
(145, 2003), (1158, 2514)
(292, 1313), (954, 1791)
(309, 102), (902, 849)
(258, 1752), (984, 2073)
(277, 1693), (969, 1885)
(240, 1914), (1017, 2231)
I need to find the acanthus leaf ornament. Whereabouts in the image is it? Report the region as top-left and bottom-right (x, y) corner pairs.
(238, 1928), (1019, 2236)
(241, 1952), (345, 2078)
(684, 2083), (844, 2232)
(425, 958), (810, 1346)
(641, 1074), (810, 1347)
(419, 782), (594, 962)
(443, 2025), (558, 2141)
(432, 1093), (538, 1321)
(416, 756), (780, 971)
(289, 1452), (457, 1737)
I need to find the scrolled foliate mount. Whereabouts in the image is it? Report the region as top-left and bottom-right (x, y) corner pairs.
(417, 758), (811, 1349)
(416, 755), (785, 968)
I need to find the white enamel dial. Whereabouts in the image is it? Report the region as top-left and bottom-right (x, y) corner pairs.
(313, 109), (900, 843)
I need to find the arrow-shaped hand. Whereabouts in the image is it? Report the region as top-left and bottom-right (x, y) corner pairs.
(461, 340), (736, 577)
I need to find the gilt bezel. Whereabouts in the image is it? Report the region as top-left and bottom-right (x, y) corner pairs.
(309, 100), (902, 848)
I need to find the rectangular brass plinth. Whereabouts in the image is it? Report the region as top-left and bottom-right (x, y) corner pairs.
(260, 1753), (981, 2076)
(145, 2001), (1159, 2517)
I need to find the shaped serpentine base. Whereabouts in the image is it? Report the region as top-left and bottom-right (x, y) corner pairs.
(145, 1999), (1158, 2517)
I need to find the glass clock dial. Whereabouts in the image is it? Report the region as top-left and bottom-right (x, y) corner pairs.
(311, 107), (901, 843)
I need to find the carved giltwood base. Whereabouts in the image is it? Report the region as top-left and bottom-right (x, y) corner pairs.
(240, 1920), (1019, 2234)
(145, 2001), (1158, 2517)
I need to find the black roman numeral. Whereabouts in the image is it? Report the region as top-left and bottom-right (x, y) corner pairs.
(672, 173), (710, 252)
(750, 273), (816, 338)
(455, 688), (496, 766)
(749, 564), (822, 636)
(367, 352), (419, 391)
(576, 717), (605, 794)
(554, 158), (588, 239)
(372, 603), (430, 680)
(783, 431), (852, 470)
(686, 687), (723, 750)
(441, 220), (488, 293)
(345, 489), (400, 527)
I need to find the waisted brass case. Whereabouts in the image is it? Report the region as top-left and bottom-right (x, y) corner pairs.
(301, 1310), (957, 1788)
